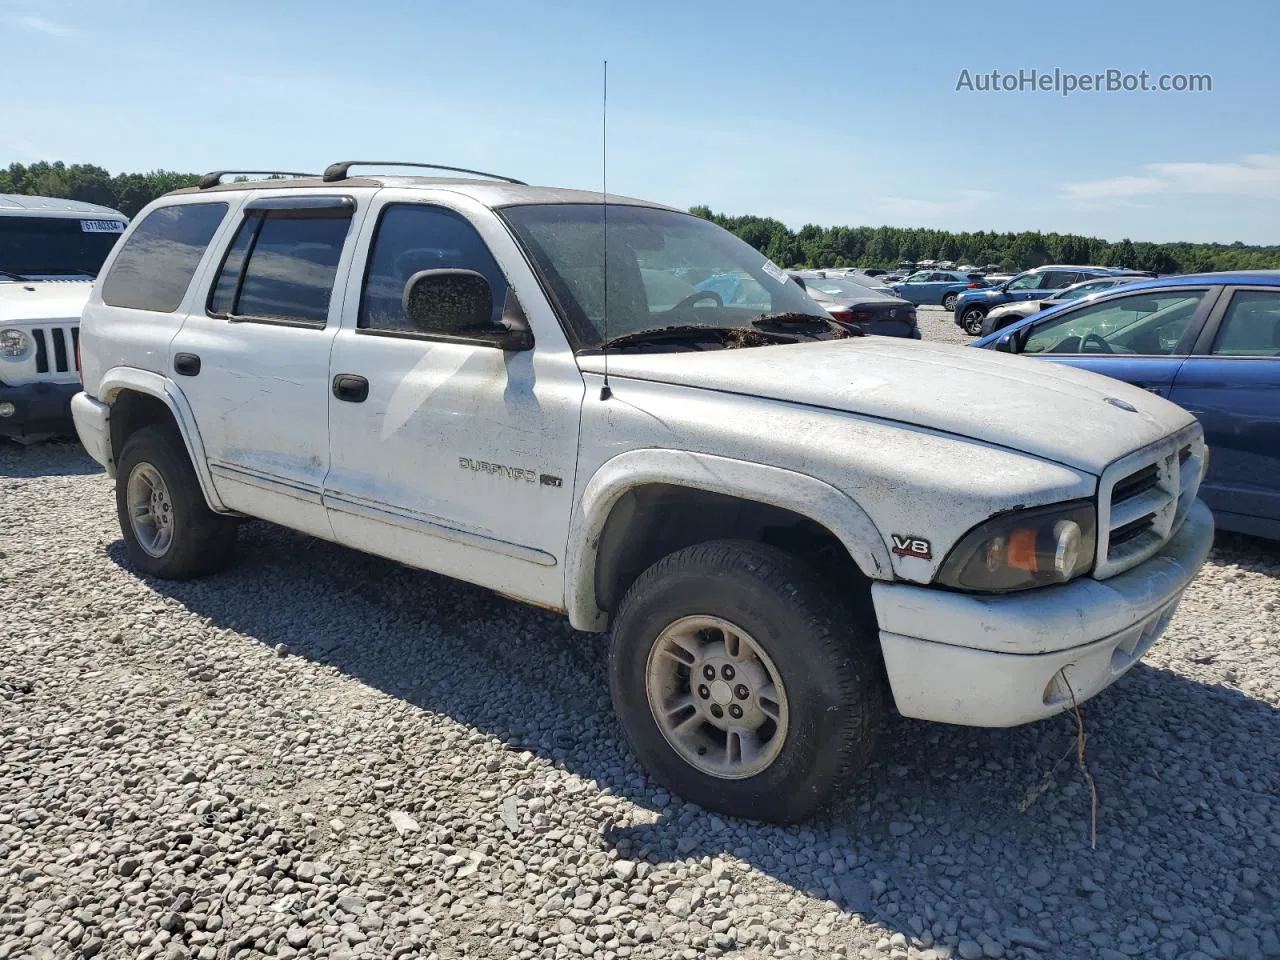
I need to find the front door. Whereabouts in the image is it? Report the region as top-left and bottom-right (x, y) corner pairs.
(1170, 287), (1280, 534)
(323, 192), (584, 608)
(172, 193), (366, 540)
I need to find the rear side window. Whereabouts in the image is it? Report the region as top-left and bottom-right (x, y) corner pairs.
(101, 203), (227, 312)
(209, 209), (352, 326)
(1211, 290), (1280, 357)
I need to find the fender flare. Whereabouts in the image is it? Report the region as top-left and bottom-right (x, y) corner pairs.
(564, 448), (894, 631)
(96, 366), (228, 512)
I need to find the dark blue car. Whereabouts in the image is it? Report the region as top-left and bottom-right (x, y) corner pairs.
(953, 265), (1149, 335)
(972, 272), (1280, 539)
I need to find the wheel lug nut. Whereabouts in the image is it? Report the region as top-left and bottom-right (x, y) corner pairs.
(710, 704), (724, 719)
(729, 704), (743, 720)
(734, 684), (749, 700)
(722, 665), (735, 680)
(702, 665), (716, 681)
(697, 684), (710, 699)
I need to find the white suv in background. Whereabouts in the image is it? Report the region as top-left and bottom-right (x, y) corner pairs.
(72, 163), (1213, 822)
(0, 194), (128, 442)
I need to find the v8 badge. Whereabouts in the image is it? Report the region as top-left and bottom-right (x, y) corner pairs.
(891, 535), (932, 560)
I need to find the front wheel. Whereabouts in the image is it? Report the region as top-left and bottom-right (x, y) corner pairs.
(941, 292), (959, 311)
(961, 306), (987, 335)
(609, 540), (884, 823)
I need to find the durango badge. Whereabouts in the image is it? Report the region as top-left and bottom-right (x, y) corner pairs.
(891, 535), (932, 560)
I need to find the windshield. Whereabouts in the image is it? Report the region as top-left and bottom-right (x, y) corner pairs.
(0, 215), (126, 279)
(500, 204), (828, 349)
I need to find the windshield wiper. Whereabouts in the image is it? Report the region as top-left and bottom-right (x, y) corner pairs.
(0, 269), (30, 281)
(17, 267), (96, 278)
(595, 324), (794, 350)
(753, 312), (865, 336)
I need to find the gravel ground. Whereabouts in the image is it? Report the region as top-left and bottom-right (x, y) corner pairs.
(3, 378), (1278, 959)
(915, 306), (975, 346)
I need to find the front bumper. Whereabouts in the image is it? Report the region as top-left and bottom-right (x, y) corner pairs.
(0, 380), (80, 439)
(71, 390), (112, 470)
(871, 500), (1215, 727)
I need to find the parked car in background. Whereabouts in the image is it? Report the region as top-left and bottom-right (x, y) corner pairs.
(952, 266), (1145, 335)
(1, 194), (128, 442)
(790, 271), (921, 338)
(981, 275), (1148, 335)
(973, 272), (1280, 539)
(891, 270), (987, 310)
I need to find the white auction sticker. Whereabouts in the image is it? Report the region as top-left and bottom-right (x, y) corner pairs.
(80, 220), (126, 233)
(761, 259), (788, 284)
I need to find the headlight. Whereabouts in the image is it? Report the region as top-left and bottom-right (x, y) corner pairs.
(0, 328), (30, 359)
(936, 501), (1096, 592)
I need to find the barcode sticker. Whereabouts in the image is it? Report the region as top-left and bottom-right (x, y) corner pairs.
(761, 260), (789, 284)
(80, 220), (125, 233)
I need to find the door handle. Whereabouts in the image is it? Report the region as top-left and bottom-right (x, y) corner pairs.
(174, 353), (201, 376)
(332, 374), (369, 403)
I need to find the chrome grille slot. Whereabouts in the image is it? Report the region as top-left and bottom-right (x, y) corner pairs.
(1095, 425), (1203, 579)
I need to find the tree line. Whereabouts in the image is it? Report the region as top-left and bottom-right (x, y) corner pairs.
(691, 206), (1280, 274)
(3, 163), (1276, 275)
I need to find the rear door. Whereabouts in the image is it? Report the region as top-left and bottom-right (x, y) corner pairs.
(171, 191), (368, 539)
(1016, 286), (1218, 396)
(1169, 286), (1280, 534)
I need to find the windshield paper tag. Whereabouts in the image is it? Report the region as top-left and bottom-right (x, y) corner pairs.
(761, 260), (788, 285)
(81, 220), (125, 233)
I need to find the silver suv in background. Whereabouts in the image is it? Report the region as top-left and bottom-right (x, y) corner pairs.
(0, 194), (128, 441)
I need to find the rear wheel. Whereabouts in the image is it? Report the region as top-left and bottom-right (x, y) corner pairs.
(609, 540), (884, 823)
(942, 292), (959, 311)
(115, 424), (237, 579)
(961, 306), (987, 335)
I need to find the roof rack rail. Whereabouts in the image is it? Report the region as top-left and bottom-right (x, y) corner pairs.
(321, 161), (526, 185)
(198, 170), (318, 190)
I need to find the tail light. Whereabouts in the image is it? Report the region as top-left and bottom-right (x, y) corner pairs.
(966, 282), (982, 288)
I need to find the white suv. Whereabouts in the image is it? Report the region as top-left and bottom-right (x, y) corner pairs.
(72, 163), (1214, 822)
(0, 194), (127, 441)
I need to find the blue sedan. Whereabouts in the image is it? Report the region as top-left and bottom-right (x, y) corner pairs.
(890, 270), (987, 310)
(973, 272), (1280, 539)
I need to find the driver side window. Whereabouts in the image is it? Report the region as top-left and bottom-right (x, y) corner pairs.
(360, 203), (509, 334)
(1006, 274), (1042, 291)
(1022, 289), (1206, 356)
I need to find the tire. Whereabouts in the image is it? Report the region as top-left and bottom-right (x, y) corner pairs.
(941, 292), (959, 312)
(115, 423), (237, 579)
(609, 539), (884, 823)
(961, 306), (987, 335)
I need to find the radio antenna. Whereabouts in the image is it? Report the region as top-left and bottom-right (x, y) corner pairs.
(599, 59), (612, 401)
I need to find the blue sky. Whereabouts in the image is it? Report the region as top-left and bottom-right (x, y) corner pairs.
(4, 0), (1279, 244)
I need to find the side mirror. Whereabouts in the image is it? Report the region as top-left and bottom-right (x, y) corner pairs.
(403, 269), (533, 351)
(995, 332), (1016, 353)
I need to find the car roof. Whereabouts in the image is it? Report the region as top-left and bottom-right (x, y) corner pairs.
(0, 193), (128, 219)
(167, 175), (678, 213)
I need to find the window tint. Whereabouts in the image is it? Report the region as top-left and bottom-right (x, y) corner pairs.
(1041, 272), (1078, 288)
(209, 212), (351, 325)
(101, 203), (227, 312)
(360, 204), (508, 334)
(0, 215), (125, 278)
(1022, 289), (1206, 356)
(1211, 290), (1280, 357)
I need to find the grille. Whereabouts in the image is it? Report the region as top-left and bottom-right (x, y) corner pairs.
(1094, 428), (1204, 579)
(29, 325), (80, 378)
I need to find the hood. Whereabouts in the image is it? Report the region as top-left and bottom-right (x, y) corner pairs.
(578, 338), (1194, 475)
(0, 280), (92, 323)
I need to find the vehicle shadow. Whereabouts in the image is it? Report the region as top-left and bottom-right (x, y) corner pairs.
(0, 436), (102, 478)
(108, 521), (1279, 958)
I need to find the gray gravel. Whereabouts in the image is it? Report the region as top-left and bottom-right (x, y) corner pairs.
(915, 305), (975, 346)
(3, 422), (1279, 960)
